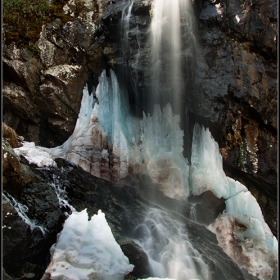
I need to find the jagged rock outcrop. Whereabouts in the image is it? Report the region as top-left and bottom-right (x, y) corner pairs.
(2, 0), (110, 147)
(2, 138), (66, 279)
(2, 137), (149, 280)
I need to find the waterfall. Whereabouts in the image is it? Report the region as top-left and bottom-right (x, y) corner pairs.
(134, 208), (210, 280)
(121, 0), (135, 65)
(121, 0), (135, 43)
(150, 0), (195, 115)
(133, 1), (210, 277)
(13, 0), (278, 279)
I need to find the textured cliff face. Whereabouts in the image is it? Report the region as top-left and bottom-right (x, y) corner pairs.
(2, 0), (109, 147)
(100, 0), (278, 234)
(192, 0), (278, 235)
(3, 0), (277, 232)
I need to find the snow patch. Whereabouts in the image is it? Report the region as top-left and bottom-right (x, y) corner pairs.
(44, 209), (134, 280)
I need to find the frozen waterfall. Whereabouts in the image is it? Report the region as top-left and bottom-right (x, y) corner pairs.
(28, 69), (190, 198)
(13, 0), (278, 278)
(14, 68), (278, 280)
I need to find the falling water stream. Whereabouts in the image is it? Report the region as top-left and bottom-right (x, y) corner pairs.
(134, 208), (210, 280)
(126, 0), (211, 278)
(3, 191), (47, 235)
(150, 0), (195, 114)
(121, 0), (135, 42)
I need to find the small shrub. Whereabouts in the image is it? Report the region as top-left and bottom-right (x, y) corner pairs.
(3, 0), (50, 45)
(3, 0), (71, 48)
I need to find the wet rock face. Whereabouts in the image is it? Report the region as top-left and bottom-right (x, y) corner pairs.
(2, 139), (66, 280)
(119, 239), (151, 278)
(192, 0), (277, 183)
(1, 136), (271, 280)
(24, 160), (258, 280)
(186, 0), (277, 234)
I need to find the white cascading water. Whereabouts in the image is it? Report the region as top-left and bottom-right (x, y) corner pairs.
(134, 208), (210, 280)
(136, 1), (210, 278)
(3, 191), (47, 235)
(121, 0), (135, 43)
(150, 0), (194, 113)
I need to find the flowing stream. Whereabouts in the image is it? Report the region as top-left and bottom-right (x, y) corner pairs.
(134, 207), (210, 280)
(121, 0), (135, 42)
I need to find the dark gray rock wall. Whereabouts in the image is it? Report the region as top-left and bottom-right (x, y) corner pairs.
(191, 0), (277, 235)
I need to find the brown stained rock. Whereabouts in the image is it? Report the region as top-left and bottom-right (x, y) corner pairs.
(2, 0), (112, 146)
(2, 139), (39, 192)
(209, 214), (276, 279)
(2, 41), (86, 146)
(2, 122), (20, 148)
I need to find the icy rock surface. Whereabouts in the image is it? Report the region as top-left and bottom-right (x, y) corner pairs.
(190, 123), (278, 280)
(14, 141), (57, 167)
(13, 72), (278, 280)
(15, 69), (189, 199)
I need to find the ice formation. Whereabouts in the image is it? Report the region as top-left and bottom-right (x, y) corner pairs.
(139, 104), (189, 198)
(14, 141), (57, 167)
(190, 123), (278, 280)
(14, 69), (189, 198)
(13, 70), (277, 279)
(44, 209), (134, 280)
(190, 123), (247, 199)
